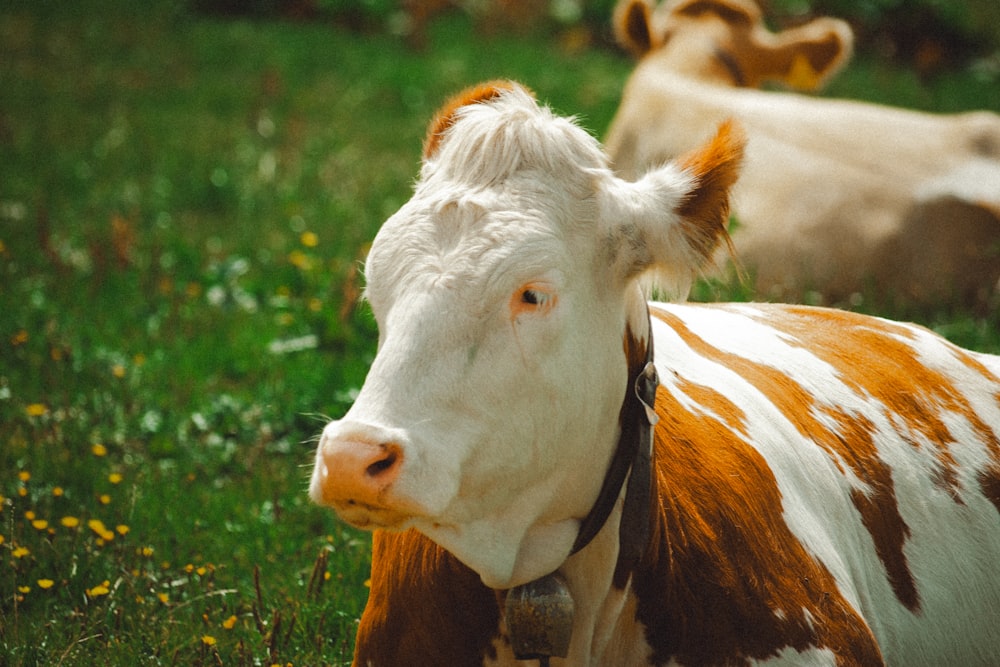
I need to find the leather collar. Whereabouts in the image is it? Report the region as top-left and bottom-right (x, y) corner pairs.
(570, 309), (659, 587)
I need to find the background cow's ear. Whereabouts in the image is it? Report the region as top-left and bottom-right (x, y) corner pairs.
(423, 80), (532, 159)
(601, 120), (745, 299)
(613, 0), (656, 58)
(772, 17), (854, 91)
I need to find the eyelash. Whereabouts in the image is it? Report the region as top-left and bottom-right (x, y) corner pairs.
(511, 284), (556, 318)
(521, 289), (543, 306)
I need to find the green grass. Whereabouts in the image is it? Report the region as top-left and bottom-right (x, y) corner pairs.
(1, 1), (998, 665)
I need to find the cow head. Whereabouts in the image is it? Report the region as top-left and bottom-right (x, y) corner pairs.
(310, 81), (743, 589)
(615, 0), (853, 90)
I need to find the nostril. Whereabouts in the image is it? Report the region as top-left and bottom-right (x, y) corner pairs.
(365, 444), (403, 479)
(366, 447), (399, 477)
(316, 435), (405, 510)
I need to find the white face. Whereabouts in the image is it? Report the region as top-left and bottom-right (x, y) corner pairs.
(309, 83), (742, 588)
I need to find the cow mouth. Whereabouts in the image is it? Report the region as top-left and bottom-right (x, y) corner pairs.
(328, 498), (418, 531)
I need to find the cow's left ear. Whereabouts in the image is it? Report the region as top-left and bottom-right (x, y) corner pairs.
(600, 120), (745, 298)
(772, 17), (854, 91)
(423, 80), (533, 160)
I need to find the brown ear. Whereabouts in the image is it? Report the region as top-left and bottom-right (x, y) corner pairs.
(676, 119), (746, 264)
(614, 0), (655, 58)
(423, 80), (530, 160)
(771, 17), (853, 91)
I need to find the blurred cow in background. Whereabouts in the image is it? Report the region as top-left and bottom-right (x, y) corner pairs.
(606, 0), (1000, 310)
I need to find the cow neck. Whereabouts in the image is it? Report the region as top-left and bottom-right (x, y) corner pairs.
(570, 307), (659, 588)
(503, 309), (659, 663)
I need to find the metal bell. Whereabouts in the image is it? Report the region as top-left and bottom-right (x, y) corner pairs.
(504, 572), (575, 661)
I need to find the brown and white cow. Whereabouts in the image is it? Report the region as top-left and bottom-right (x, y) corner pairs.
(310, 81), (1000, 666)
(605, 0), (1000, 309)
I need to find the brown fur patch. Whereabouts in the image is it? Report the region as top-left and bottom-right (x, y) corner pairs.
(675, 119), (745, 268)
(651, 305), (922, 614)
(423, 80), (529, 160)
(976, 390), (1000, 514)
(354, 529), (501, 666)
(634, 374), (884, 665)
(754, 306), (1000, 511)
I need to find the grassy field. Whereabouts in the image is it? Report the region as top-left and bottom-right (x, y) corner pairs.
(1, 1), (998, 665)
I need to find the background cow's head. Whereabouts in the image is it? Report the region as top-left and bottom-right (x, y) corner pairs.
(615, 0), (853, 90)
(310, 81), (743, 588)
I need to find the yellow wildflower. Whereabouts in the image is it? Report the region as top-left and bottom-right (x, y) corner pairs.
(201, 635), (217, 646)
(52, 487), (64, 497)
(158, 592), (169, 604)
(61, 516), (79, 528)
(99, 494), (111, 505)
(37, 579), (55, 590)
(18, 471), (30, 482)
(92, 443), (108, 456)
(13, 546), (29, 558)
(300, 231), (319, 247)
(87, 519), (114, 541)
(31, 519), (48, 531)
(140, 546), (154, 557)
(287, 249), (311, 270)
(10, 328), (27, 345)
(18, 586), (30, 594)
(108, 473), (123, 484)
(87, 582), (110, 597)
(116, 524), (129, 536)
(25, 404), (47, 417)
(25, 510), (35, 520)
(222, 615), (238, 630)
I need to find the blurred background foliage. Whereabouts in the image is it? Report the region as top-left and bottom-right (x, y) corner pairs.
(188, 0), (1000, 72)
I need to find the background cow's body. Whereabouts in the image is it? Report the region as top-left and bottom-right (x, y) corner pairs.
(605, 0), (1000, 308)
(310, 82), (1000, 665)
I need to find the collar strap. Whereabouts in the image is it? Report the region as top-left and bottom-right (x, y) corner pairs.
(570, 310), (659, 587)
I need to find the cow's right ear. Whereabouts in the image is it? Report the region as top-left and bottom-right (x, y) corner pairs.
(423, 80), (528, 160)
(614, 0), (656, 58)
(599, 120), (745, 299)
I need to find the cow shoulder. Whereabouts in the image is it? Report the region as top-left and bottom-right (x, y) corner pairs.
(631, 319), (885, 664)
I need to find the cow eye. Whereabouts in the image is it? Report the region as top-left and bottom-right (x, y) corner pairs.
(511, 284), (556, 318)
